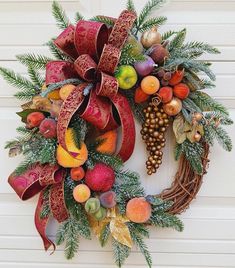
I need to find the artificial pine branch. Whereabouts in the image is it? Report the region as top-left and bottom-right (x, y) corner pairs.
(56, 220), (69, 246)
(190, 91), (229, 116)
(52, 1), (70, 30)
(16, 54), (51, 70)
(64, 218), (80, 259)
(137, 0), (166, 31)
(112, 239), (130, 268)
(28, 67), (44, 88)
(182, 98), (202, 114)
(129, 229), (152, 268)
(75, 11), (84, 23)
(40, 186), (51, 219)
(70, 117), (88, 149)
(183, 71), (215, 91)
(46, 39), (72, 61)
(150, 210), (184, 232)
(139, 16), (167, 32)
(99, 223), (111, 247)
(126, 0), (136, 12)
(168, 28), (186, 51)
(0, 67), (36, 92)
(119, 44), (145, 65)
(90, 16), (115, 27)
(161, 30), (177, 41)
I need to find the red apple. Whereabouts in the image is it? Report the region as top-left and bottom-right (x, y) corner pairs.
(39, 118), (57, 138)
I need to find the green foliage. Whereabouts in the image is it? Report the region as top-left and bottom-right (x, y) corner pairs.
(28, 67), (44, 88)
(119, 44), (145, 65)
(139, 16), (167, 32)
(87, 140), (123, 170)
(176, 140), (204, 175)
(128, 223), (152, 267)
(168, 28), (186, 51)
(184, 71), (215, 91)
(182, 98), (202, 114)
(52, 1), (70, 30)
(150, 210), (184, 232)
(46, 39), (70, 61)
(112, 239), (131, 268)
(70, 117), (88, 149)
(203, 117), (232, 152)
(16, 54), (51, 70)
(64, 177), (91, 239)
(0, 67), (39, 101)
(126, 0), (136, 12)
(190, 91), (229, 117)
(113, 170), (145, 214)
(99, 223), (111, 247)
(75, 12), (84, 23)
(137, 0), (166, 29)
(90, 16), (115, 27)
(13, 134), (57, 175)
(40, 187), (51, 219)
(161, 30), (177, 41)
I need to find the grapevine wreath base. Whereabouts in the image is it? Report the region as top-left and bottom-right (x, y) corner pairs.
(1, 0), (233, 267)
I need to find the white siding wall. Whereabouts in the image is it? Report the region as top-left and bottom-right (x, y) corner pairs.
(0, 0), (235, 267)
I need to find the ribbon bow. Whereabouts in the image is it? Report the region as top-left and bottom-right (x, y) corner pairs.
(46, 10), (137, 162)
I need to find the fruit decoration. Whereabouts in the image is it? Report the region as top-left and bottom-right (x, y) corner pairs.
(141, 27), (162, 48)
(1, 0), (233, 267)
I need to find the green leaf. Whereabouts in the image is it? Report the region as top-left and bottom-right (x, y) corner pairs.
(139, 16), (167, 32)
(52, 1), (70, 30)
(16, 54), (51, 70)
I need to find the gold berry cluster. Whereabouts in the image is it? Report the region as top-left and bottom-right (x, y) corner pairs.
(141, 101), (170, 175)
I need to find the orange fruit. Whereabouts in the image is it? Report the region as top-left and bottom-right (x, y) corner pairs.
(59, 84), (76, 100)
(96, 130), (117, 154)
(73, 184), (91, 203)
(70, 167), (85, 181)
(141, 75), (160, 95)
(56, 128), (88, 168)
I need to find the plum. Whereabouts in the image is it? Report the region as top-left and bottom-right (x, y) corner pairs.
(39, 118), (57, 138)
(99, 191), (116, 208)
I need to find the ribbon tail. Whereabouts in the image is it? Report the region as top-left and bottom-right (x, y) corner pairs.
(34, 192), (55, 252)
(110, 93), (136, 162)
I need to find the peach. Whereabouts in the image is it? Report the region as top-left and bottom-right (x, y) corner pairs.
(48, 89), (61, 100)
(26, 112), (45, 127)
(59, 84), (76, 100)
(56, 128), (88, 168)
(39, 118), (57, 138)
(73, 184), (91, 203)
(173, 83), (190, 100)
(70, 166), (85, 181)
(141, 75), (160, 95)
(126, 197), (152, 223)
(158, 86), (173, 103)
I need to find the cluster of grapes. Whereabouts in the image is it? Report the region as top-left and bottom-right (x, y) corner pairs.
(141, 101), (170, 175)
(156, 68), (172, 86)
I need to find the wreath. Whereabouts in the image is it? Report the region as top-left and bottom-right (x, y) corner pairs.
(1, 0), (233, 267)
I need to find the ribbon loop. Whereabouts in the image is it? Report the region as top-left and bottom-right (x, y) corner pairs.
(96, 72), (118, 98)
(46, 61), (77, 85)
(74, 54), (97, 82)
(74, 20), (109, 59)
(80, 88), (111, 129)
(54, 25), (78, 59)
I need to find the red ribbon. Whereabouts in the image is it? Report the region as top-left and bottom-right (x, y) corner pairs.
(49, 10), (137, 162)
(8, 164), (68, 251)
